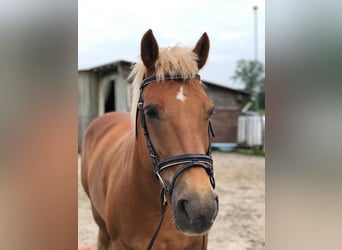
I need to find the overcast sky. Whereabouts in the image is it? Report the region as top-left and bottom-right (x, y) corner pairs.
(78, 0), (265, 88)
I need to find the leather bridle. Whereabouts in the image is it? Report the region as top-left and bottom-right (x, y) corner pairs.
(136, 74), (216, 250)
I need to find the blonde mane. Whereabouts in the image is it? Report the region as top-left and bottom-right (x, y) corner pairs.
(129, 45), (200, 125)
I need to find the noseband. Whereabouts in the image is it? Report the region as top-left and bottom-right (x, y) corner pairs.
(136, 74), (216, 250)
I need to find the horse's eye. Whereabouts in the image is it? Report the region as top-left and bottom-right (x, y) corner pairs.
(145, 106), (159, 119)
(208, 106), (215, 118)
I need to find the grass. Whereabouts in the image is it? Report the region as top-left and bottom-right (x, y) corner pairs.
(236, 146), (265, 157)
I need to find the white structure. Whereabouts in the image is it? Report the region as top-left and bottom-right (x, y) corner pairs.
(238, 114), (265, 147)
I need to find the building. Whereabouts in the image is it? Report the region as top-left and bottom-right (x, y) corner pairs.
(78, 60), (132, 150)
(78, 61), (250, 150)
(203, 80), (250, 143)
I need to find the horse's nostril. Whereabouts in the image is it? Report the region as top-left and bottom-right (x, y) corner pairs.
(177, 199), (189, 218)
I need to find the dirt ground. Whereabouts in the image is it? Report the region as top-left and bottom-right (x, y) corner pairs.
(78, 151), (265, 250)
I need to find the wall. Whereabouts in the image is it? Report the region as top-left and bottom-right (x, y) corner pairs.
(206, 84), (242, 109)
(211, 109), (240, 142)
(98, 71), (130, 116)
(114, 75), (130, 112)
(205, 84), (245, 142)
(78, 71), (98, 149)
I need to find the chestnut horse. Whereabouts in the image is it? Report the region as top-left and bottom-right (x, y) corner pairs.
(81, 30), (219, 250)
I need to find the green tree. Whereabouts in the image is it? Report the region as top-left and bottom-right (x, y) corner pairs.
(232, 59), (265, 111)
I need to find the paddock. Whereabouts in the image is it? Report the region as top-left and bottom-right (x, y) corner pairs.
(78, 151), (265, 250)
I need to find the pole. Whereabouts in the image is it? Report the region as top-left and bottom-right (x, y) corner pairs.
(253, 5), (259, 112)
(253, 5), (258, 62)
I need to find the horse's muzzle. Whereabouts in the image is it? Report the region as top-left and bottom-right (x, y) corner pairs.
(172, 192), (219, 235)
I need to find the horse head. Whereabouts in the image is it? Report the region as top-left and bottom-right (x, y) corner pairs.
(132, 29), (219, 236)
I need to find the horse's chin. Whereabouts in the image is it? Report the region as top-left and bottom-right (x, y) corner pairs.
(173, 215), (214, 236)
(177, 225), (211, 237)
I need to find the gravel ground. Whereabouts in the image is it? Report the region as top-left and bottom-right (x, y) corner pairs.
(78, 151), (265, 250)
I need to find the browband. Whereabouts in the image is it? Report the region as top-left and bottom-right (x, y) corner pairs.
(140, 74), (201, 90)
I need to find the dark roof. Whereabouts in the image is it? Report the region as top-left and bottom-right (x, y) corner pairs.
(79, 60), (132, 75)
(202, 80), (251, 96)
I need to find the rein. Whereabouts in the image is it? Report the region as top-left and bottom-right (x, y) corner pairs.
(136, 74), (215, 250)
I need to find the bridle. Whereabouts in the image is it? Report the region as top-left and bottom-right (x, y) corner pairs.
(136, 74), (216, 250)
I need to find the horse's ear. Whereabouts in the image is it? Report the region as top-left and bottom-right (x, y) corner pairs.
(141, 29), (159, 71)
(193, 32), (210, 70)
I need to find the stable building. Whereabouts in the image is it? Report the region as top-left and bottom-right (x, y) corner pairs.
(78, 60), (250, 150)
(203, 80), (250, 143)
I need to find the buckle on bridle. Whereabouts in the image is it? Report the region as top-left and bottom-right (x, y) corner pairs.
(138, 102), (144, 110)
(160, 188), (168, 206)
(156, 171), (166, 189)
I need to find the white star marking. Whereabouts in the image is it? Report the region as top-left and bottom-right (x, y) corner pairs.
(176, 86), (186, 102)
